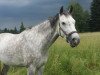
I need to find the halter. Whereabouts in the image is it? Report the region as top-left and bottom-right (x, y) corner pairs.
(58, 23), (77, 40)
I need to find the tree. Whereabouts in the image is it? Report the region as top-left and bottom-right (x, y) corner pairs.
(82, 10), (90, 32)
(9, 29), (14, 33)
(20, 22), (25, 33)
(13, 27), (18, 34)
(68, 1), (90, 32)
(0, 29), (2, 33)
(90, 0), (100, 32)
(4, 28), (9, 33)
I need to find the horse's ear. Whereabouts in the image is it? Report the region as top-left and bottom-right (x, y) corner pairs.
(68, 5), (73, 14)
(60, 6), (64, 14)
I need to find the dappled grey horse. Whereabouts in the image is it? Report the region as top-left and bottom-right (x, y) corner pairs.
(0, 6), (80, 75)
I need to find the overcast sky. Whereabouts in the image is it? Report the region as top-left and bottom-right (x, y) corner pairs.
(0, 0), (92, 29)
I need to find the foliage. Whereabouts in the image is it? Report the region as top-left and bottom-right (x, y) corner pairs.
(20, 22), (26, 33)
(0, 22), (25, 34)
(14, 27), (18, 34)
(89, 0), (100, 32)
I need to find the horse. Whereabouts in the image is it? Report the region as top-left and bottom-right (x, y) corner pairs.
(0, 6), (80, 75)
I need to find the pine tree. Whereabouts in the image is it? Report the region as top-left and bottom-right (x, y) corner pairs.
(0, 29), (2, 33)
(9, 29), (14, 33)
(4, 28), (8, 33)
(14, 27), (18, 34)
(20, 22), (25, 33)
(83, 10), (90, 32)
(90, 0), (100, 32)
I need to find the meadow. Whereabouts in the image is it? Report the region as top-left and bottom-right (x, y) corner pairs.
(0, 32), (100, 75)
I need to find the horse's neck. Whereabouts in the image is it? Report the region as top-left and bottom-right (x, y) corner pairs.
(38, 20), (59, 55)
(37, 20), (59, 46)
(30, 20), (59, 52)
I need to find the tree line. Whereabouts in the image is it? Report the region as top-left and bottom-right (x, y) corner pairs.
(0, 0), (100, 33)
(0, 22), (25, 34)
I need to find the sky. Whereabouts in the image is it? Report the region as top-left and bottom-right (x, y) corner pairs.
(0, 0), (92, 29)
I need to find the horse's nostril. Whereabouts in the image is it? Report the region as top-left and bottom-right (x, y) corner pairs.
(72, 38), (76, 41)
(72, 38), (80, 45)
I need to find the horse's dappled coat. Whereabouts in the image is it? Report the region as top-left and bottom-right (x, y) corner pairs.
(0, 20), (58, 67)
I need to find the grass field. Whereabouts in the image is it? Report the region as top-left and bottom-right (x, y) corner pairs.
(0, 32), (100, 75)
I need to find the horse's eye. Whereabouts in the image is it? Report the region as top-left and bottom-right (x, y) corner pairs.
(62, 22), (66, 25)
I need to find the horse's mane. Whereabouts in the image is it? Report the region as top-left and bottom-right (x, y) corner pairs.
(21, 13), (59, 34)
(49, 13), (59, 28)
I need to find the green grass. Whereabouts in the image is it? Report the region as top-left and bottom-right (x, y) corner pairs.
(0, 32), (100, 75)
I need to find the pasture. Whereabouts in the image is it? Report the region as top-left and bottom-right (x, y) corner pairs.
(0, 32), (100, 75)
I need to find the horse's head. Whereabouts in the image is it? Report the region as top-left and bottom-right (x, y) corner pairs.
(57, 6), (80, 47)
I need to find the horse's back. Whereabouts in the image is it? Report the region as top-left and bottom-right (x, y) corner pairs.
(0, 33), (15, 42)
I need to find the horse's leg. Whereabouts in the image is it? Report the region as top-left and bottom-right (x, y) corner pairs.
(37, 65), (44, 75)
(27, 64), (35, 75)
(0, 62), (1, 73)
(1, 64), (10, 75)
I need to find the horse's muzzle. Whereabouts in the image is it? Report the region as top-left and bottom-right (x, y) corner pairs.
(69, 38), (80, 47)
(66, 33), (80, 47)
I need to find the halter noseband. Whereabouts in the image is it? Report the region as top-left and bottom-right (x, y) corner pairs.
(59, 23), (77, 39)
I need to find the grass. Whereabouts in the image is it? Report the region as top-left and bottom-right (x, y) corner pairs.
(0, 32), (100, 75)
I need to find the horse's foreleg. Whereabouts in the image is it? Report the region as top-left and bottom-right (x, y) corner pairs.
(1, 64), (10, 75)
(27, 64), (36, 75)
(37, 65), (44, 75)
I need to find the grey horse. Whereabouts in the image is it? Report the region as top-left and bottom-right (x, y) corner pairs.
(0, 6), (80, 75)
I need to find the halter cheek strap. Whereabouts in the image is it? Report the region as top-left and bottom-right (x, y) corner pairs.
(58, 23), (77, 38)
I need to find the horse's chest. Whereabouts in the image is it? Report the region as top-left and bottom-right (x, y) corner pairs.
(23, 49), (48, 67)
